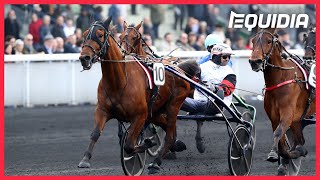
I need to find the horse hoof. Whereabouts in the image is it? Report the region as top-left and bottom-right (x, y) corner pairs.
(148, 163), (161, 174)
(277, 164), (287, 176)
(195, 137), (205, 153)
(266, 150), (278, 162)
(164, 152), (177, 160)
(78, 160), (90, 168)
(172, 139), (187, 152)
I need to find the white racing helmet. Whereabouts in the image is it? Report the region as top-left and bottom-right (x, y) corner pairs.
(211, 43), (234, 56)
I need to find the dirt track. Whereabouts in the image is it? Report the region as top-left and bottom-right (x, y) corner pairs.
(5, 100), (315, 176)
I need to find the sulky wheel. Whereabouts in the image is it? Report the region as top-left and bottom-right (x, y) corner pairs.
(145, 124), (165, 157)
(228, 125), (253, 176)
(277, 129), (302, 176)
(242, 111), (256, 150)
(120, 130), (146, 176)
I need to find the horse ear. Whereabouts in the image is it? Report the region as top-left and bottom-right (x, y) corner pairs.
(136, 21), (143, 30)
(103, 16), (112, 30)
(123, 21), (128, 31)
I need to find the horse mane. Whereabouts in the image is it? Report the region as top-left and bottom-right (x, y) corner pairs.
(177, 60), (201, 79)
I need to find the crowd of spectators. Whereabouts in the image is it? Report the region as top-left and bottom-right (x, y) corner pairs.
(4, 4), (316, 55)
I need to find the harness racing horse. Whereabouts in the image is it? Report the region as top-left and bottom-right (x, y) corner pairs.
(78, 18), (200, 174)
(248, 28), (315, 174)
(119, 21), (201, 174)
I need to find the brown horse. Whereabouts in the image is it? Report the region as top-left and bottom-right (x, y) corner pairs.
(248, 28), (315, 166)
(120, 21), (209, 154)
(119, 21), (201, 173)
(78, 18), (200, 174)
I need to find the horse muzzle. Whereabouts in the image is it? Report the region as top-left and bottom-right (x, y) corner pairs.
(249, 59), (263, 72)
(79, 55), (94, 70)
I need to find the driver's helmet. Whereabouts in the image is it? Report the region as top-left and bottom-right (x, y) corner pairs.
(211, 43), (234, 55)
(204, 34), (224, 49)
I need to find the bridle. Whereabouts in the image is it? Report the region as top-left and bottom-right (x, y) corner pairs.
(251, 30), (294, 71)
(120, 26), (142, 53)
(82, 21), (111, 63)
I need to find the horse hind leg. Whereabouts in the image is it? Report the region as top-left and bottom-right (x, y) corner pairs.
(195, 120), (205, 153)
(123, 113), (148, 155)
(287, 121), (308, 158)
(78, 107), (110, 168)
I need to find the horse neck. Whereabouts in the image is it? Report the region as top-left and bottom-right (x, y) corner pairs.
(263, 47), (288, 87)
(101, 39), (127, 90)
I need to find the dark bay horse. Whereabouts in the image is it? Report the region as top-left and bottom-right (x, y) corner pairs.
(78, 18), (200, 174)
(248, 28), (315, 166)
(119, 21), (201, 173)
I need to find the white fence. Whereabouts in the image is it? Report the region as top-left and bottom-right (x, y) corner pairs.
(5, 50), (304, 107)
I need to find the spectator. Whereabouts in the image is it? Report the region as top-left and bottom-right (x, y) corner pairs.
(159, 32), (177, 52)
(28, 13), (42, 49)
(245, 38), (254, 50)
(74, 28), (83, 41)
(205, 5), (218, 32)
(108, 5), (121, 25)
(51, 15), (66, 39)
(193, 34), (206, 51)
(5, 42), (14, 55)
(40, 15), (52, 44)
(115, 16), (124, 33)
(131, 5), (137, 15)
(93, 6), (104, 21)
(294, 32), (306, 49)
(38, 34), (55, 54)
(61, 5), (76, 21)
(212, 24), (226, 42)
(143, 34), (157, 53)
(14, 39), (24, 55)
(150, 5), (165, 39)
(198, 21), (210, 35)
(278, 30), (293, 49)
(54, 37), (65, 53)
(176, 32), (195, 51)
(76, 7), (91, 32)
(63, 19), (76, 38)
(5, 35), (16, 54)
(142, 17), (154, 39)
(185, 17), (199, 35)
(64, 34), (80, 53)
(5, 9), (20, 39)
(23, 34), (37, 54)
(188, 32), (197, 47)
(174, 5), (187, 30)
(232, 36), (245, 50)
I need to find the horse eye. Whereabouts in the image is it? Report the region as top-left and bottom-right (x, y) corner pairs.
(267, 40), (272, 44)
(99, 34), (103, 38)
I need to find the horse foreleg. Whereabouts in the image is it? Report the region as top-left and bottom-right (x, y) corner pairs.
(195, 120), (205, 153)
(78, 107), (109, 168)
(267, 119), (291, 162)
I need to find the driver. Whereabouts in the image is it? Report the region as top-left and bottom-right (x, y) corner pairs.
(181, 43), (237, 115)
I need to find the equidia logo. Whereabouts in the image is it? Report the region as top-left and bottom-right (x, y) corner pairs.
(228, 11), (309, 31)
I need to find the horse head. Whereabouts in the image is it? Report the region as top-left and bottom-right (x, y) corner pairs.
(119, 21), (143, 53)
(79, 16), (112, 70)
(249, 28), (281, 72)
(303, 25), (316, 61)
